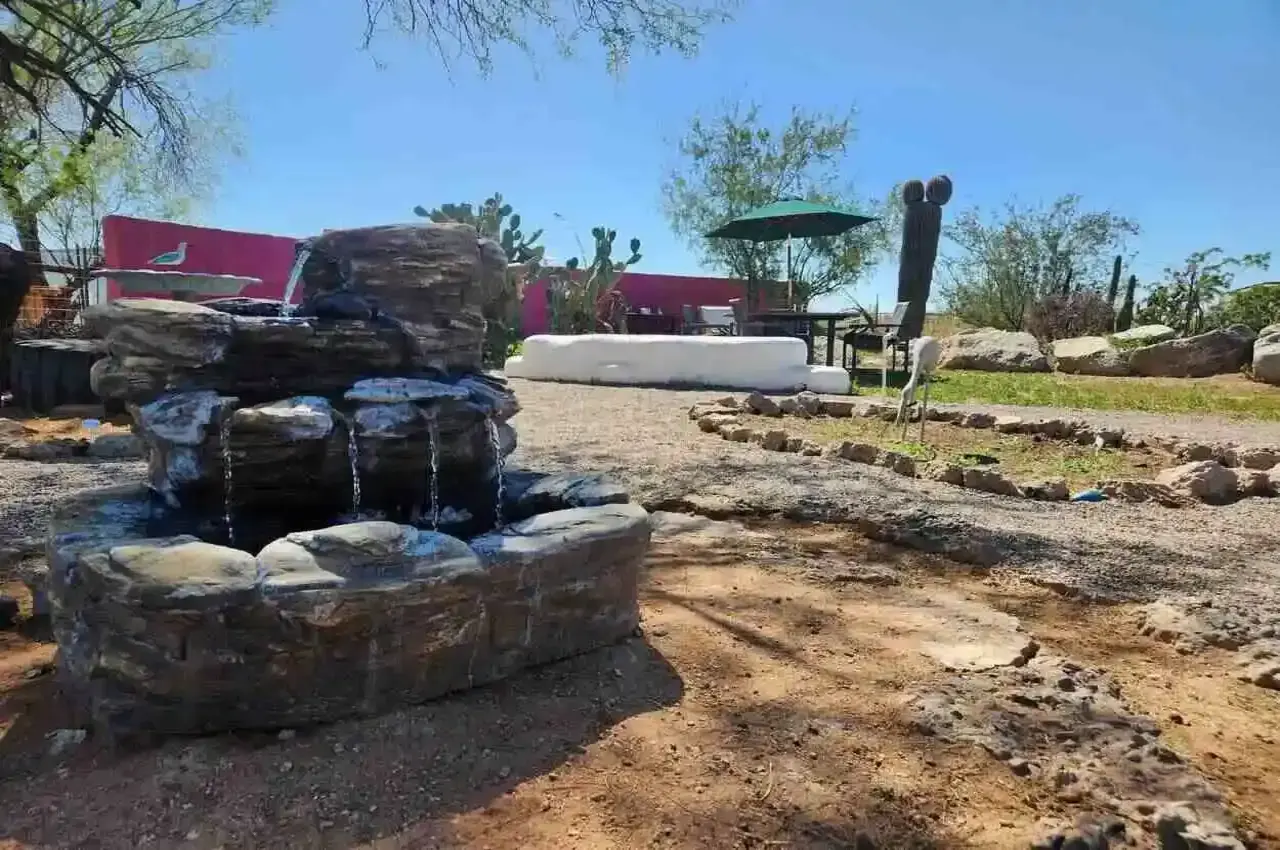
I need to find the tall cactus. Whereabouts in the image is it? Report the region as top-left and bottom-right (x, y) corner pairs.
(1117, 274), (1138, 331)
(548, 227), (642, 334)
(896, 175), (951, 339)
(1107, 255), (1122, 307)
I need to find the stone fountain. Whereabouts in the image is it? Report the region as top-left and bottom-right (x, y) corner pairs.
(48, 223), (650, 740)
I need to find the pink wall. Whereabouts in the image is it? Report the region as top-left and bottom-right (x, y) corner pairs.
(102, 215), (301, 303)
(101, 217), (765, 332)
(521, 271), (774, 334)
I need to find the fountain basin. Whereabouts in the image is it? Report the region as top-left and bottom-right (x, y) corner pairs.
(48, 483), (649, 739)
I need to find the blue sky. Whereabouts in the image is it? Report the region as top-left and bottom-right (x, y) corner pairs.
(194, 0), (1280, 311)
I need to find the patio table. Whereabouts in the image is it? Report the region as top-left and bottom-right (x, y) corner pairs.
(748, 310), (856, 367)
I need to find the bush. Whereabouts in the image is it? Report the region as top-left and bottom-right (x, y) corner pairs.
(1217, 284), (1280, 332)
(1024, 290), (1115, 342)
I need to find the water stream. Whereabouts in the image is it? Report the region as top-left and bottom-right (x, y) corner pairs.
(427, 418), (441, 531)
(220, 415), (236, 546)
(486, 415), (505, 527)
(278, 247), (312, 316)
(346, 422), (362, 518)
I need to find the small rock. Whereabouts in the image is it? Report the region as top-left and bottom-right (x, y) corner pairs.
(86, 433), (144, 459)
(698, 413), (739, 432)
(277, 728), (297, 741)
(961, 467), (1022, 497)
(1234, 468), (1271, 498)
(837, 441), (880, 464)
(783, 437), (804, 453)
(760, 430), (789, 451)
(879, 450), (917, 477)
(1231, 447), (1279, 470)
(47, 728), (87, 756)
(993, 415), (1024, 433)
(743, 391), (781, 417)
(961, 412), (995, 429)
(1155, 461), (1238, 505)
(820, 399), (855, 417)
(922, 461), (965, 486)
(719, 425), (752, 442)
(1021, 478), (1069, 502)
(800, 441), (824, 456)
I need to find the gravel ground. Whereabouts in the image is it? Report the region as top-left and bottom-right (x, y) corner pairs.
(2, 381), (1277, 608)
(505, 380), (1280, 605)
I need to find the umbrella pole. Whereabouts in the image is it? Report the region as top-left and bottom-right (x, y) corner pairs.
(786, 235), (793, 308)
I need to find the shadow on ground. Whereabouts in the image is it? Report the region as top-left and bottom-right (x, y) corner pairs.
(0, 638), (683, 849)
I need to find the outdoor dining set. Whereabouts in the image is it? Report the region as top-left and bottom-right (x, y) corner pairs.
(623, 300), (918, 374)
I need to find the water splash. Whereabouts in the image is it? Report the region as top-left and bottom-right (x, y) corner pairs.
(346, 421), (362, 518)
(486, 415), (506, 527)
(220, 415), (235, 546)
(278, 247), (312, 316)
(427, 417), (441, 531)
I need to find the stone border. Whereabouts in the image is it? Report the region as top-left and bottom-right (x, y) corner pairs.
(688, 391), (1280, 508)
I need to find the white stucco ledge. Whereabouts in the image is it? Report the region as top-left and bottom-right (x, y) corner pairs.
(504, 334), (852, 395)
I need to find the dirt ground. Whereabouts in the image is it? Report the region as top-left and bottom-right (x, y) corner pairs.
(1, 515), (1277, 850)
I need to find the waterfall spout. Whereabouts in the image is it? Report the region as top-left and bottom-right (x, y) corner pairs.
(278, 248), (312, 316)
(220, 414), (235, 546)
(427, 417), (441, 531)
(486, 415), (505, 527)
(346, 421), (362, 518)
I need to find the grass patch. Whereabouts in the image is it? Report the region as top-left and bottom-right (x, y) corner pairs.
(772, 415), (1172, 491)
(854, 370), (1280, 420)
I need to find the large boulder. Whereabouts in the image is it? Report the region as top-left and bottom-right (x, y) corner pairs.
(1252, 324), (1280, 386)
(938, 329), (1050, 373)
(1110, 324), (1177, 346)
(1051, 335), (1130, 376)
(1129, 325), (1256, 378)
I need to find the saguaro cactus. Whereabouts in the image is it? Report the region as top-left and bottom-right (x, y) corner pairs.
(896, 175), (951, 339)
(1117, 274), (1138, 331)
(1107, 255), (1122, 307)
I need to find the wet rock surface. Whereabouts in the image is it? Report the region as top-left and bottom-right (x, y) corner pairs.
(47, 484), (650, 738)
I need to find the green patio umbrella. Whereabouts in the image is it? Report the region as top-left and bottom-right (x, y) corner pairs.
(704, 198), (878, 307)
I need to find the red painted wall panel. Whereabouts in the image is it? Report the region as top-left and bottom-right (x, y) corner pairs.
(101, 216), (766, 330)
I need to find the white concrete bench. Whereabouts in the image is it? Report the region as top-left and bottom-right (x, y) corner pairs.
(504, 334), (851, 395)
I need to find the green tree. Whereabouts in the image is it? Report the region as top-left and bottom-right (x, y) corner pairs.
(661, 102), (889, 309)
(1217, 283), (1280, 332)
(1137, 248), (1272, 336)
(939, 195), (1138, 331)
(2, 0), (733, 153)
(1, 0), (261, 277)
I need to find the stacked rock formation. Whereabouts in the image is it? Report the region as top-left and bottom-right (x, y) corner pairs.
(49, 222), (650, 739)
(87, 223), (519, 547)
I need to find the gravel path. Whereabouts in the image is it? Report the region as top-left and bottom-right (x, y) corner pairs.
(507, 380), (1280, 605)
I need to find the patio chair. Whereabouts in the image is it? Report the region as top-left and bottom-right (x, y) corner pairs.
(841, 301), (914, 371)
(728, 298), (765, 336)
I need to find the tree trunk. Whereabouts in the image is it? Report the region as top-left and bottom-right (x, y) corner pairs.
(1116, 275), (1137, 331)
(0, 242), (34, 391)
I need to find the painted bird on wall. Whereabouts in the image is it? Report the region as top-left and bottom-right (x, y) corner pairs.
(148, 242), (188, 266)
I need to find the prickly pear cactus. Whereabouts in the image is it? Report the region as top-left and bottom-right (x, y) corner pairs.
(548, 227), (643, 334)
(896, 175), (951, 339)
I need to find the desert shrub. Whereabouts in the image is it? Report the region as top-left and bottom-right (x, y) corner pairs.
(1216, 284), (1280, 332)
(1024, 290), (1115, 342)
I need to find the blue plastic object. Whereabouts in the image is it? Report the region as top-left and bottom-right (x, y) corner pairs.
(82, 418), (101, 429)
(1070, 488), (1106, 502)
